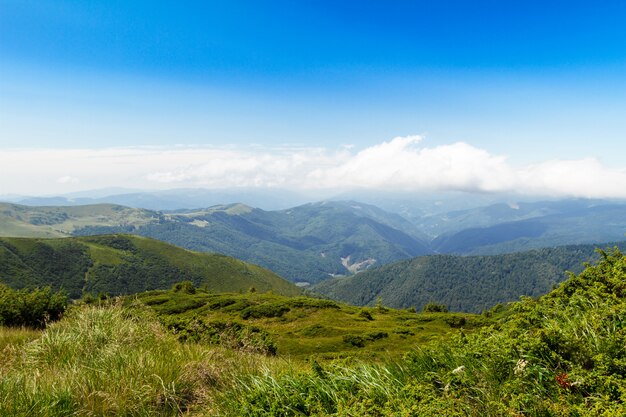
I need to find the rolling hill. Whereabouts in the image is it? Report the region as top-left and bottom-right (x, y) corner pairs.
(1, 201), (433, 284)
(0, 202), (161, 238)
(127, 201), (433, 283)
(313, 241), (626, 313)
(3, 199), (626, 287)
(0, 234), (300, 298)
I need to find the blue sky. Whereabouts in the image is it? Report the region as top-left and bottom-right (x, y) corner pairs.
(1, 1), (626, 196)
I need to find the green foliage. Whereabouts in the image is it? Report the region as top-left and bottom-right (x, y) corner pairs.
(315, 242), (626, 312)
(132, 288), (481, 360)
(366, 331), (388, 341)
(162, 316), (277, 355)
(0, 285), (67, 328)
(423, 302), (449, 313)
(220, 248), (626, 416)
(240, 303), (291, 320)
(172, 280), (196, 294)
(357, 309), (374, 320)
(0, 235), (301, 298)
(342, 334), (366, 347)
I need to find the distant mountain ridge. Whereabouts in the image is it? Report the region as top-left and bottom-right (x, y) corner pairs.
(0, 234), (300, 298)
(2, 198), (626, 284)
(313, 241), (626, 313)
(0, 201), (434, 283)
(432, 202), (626, 254)
(5, 187), (313, 211)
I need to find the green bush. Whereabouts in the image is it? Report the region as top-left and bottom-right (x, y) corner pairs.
(357, 309), (374, 320)
(172, 280), (196, 294)
(444, 315), (467, 328)
(343, 334), (366, 347)
(422, 302), (449, 313)
(0, 285), (67, 328)
(240, 303), (290, 319)
(163, 316), (277, 355)
(366, 331), (388, 341)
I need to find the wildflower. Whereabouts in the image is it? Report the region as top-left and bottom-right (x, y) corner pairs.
(514, 359), (528, 375)
(555, 372), (570, 389)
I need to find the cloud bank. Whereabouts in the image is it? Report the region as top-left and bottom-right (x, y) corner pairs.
(2, 136), (626, 199)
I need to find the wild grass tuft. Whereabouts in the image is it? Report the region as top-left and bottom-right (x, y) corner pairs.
(0, 303), (256, 416)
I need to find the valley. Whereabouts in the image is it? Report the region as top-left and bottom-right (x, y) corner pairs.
(2, 197), (626, 287)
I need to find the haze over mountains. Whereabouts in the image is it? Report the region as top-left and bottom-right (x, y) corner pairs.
(1, 191), (626, 286)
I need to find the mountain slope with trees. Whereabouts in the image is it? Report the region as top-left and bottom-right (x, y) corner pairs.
(0, 234), (300, 298)
(73, 201), (434, 283)
(313, 241), (626, 312)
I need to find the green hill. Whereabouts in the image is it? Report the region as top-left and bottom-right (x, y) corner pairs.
(1, 201), (432, 284)
(3, 249), (626, 415)
(129, 287), (488, 360)
(132, 201), (433, 283)
(0, 234), (300, 298)
(0, 202), (161, 238)
(313, 241), (626, 312)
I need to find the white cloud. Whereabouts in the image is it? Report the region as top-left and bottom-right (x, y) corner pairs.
(56, 175), (80, 184)
(2, 137), (626, 199)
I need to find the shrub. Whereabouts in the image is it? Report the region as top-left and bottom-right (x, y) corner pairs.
(357, 309), (374, 320)
(366, 331), (389, 341)
(240, 303), (290, 319)
(422, 302), (449, 313)
(164, 316), (277, 355)
(445, 316), (467, 328)
(172, 280), (196, 294)
(343, 334), (366, 347)
(0, 285), (67, 328)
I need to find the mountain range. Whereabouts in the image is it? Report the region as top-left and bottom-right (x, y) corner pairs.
(1, 197), (626, 284)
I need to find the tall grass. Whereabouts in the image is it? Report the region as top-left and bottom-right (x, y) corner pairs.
(216, 250), (626, 416)
(0, 303), (274, 416)
(3, 250), (626, 416)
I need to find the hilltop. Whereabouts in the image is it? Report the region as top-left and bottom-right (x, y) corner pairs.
(0, 202), (160, 238)
(0, 234), (300, 298)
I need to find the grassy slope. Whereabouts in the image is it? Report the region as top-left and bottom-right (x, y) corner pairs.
(314, 241), (626, 312)
(0, 234), (300, 298)
(2, 250), (626, 415)
(0, 202), (160, 237)
(218, 248), (626, 416)
(131, 289), (487, 360)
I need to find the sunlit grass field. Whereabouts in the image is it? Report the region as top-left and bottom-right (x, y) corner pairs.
(3, 250), (626, 415)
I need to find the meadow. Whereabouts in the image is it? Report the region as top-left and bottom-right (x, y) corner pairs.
(1, 249), (626, 415)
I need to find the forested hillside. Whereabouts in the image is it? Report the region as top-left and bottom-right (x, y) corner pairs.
(0, 235), (300, 298)
(313, 242), (626, 312)
(3, 200), (626, 286)
(75, 201), (433, 283)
